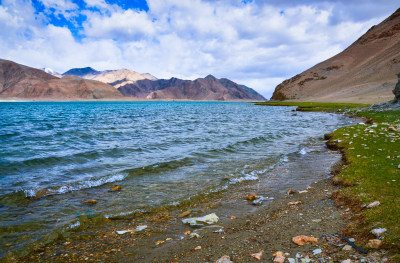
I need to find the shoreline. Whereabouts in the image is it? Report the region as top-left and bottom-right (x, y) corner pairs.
(16, 136), (384, 263)
(0, 98), (264, 103)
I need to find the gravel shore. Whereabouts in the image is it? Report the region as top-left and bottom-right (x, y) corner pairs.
(20, 140), (390, 263)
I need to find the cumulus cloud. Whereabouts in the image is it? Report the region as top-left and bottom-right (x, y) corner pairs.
(0, 0), (397, 98)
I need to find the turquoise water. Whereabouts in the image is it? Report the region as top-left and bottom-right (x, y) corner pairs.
(0, 101), (353, 259)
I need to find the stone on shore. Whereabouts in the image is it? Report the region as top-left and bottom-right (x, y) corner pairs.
(292, 235), (318, 246)
(215, 255), (233, 263)
(368, 239), (383, 248)
(366, 201), (380, 209)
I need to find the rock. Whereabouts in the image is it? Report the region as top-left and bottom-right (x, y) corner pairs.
(252, 199), (263, 206)
(342, 245), (353, 251)
(292, 235), (318, 246)
(366, 201), (380, 208)
(288, 201), (302, 206)
(246, 193), (258, 201)
(135, 225), (147, 231)
(287, 189), (296, 195)
(182, 213), (219, 227)
(367, 239), (382, 248)
(215, 255), (233, 263)
(110, 185), (122, 191)
(311, 219), (321, 223)
(313, 248), (322, 255)
(288, 258), (296, 263)
(116, 230), (134, 235)
(341, 259), (352, 263)
(273, 251), (285, 263)
(299, 190), (308, 194)
(393, 73), (400, 102)
(82, 199), (97, 205)
(250, 251), (263, 260)
(371, 228), (387, 237)
(178, 210), (192, 218)
(189, 233), (200, 239)
(348, 238), (355, 242)
(194, 246), (201, 250)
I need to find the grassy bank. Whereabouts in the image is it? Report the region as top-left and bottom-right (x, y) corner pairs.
(257, 101), (400, 254)
(254, 101), (370, 112)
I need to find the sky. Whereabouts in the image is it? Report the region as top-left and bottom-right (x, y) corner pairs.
(0, 0), (398, 98)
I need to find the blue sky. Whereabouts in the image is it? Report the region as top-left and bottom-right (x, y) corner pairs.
(0, 0), (398, 98)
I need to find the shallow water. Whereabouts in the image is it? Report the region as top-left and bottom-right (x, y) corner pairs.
(0, 101), (354, 259)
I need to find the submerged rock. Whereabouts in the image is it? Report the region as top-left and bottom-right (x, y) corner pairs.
(246, 193), (258, 201)
(82, 199), (97, 205)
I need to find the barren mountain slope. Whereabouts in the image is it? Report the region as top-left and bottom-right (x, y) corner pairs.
(145, 75), (266, 101)
(0, 60), (123, 99)
(81, 69), (157, 88)
(271, 8), (400, 103)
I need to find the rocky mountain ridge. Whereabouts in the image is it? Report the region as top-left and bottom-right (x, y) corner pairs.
(0, 59), (123, 100)
(63, 67), (265, 101)
(271, 8), (400, 103)
(1, 60), (265, 101)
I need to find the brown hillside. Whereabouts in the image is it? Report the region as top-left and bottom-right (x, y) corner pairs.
(271, 8), (400, 103)
(0, 59), (123, 100)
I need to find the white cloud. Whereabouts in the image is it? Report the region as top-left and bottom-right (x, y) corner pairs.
(0, 0), (396, 98)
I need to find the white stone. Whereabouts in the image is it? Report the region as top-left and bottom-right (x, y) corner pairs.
(342, 245), (353, 251)
(342, 260), (352, 263)
(135, 225), (147, 231)
(371, 228), (387, 237)
(367, 201), (380, 208)
(313, 248), (322, 255)
(182, 213), (219, 227)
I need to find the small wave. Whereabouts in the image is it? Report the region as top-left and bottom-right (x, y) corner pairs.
(124, 158), (195, 177)
(68, 221), (80, 230)
(104, 209), (148, 219)
(22, 173), (127, 198)
(230, 168), (268, 184)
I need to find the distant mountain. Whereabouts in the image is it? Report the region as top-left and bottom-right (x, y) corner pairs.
(0, 59), (123, 100)
(120, 74), (266, 101)
(42, 67), (62, 78)
(82, 69), (157, 88)
(63, 67), (99, 77)
(65, 66), (265, 101)
(271, 8), (400, 103)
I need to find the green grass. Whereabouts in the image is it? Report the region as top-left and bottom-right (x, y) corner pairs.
(256, 101), (400, 252)
(254, 101), (370, 112)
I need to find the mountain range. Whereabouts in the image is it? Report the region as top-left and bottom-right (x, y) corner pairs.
(63, 68), (265, 101)
(271, 8), (400, 103)
(0, 61), (265, 101)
